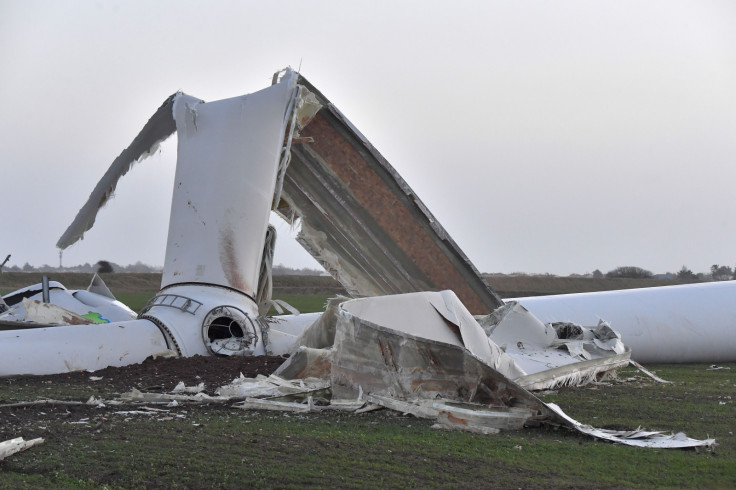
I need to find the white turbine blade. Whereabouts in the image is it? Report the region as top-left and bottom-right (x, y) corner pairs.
(56, 93), (183, 250)
(0, 319), (170, 376)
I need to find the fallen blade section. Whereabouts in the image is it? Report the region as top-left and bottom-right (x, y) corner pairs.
(0, 319), (169, 376)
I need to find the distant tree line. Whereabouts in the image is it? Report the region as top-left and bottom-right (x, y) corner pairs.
(604, 264), (736, 281)
(709, 264), (735, 281)
(2, 260), (324, 276)
(2, 261), (163, 274)
(272, 264), (324, 276)
(4, 256), (734, 282)
(487, 264), (736, 282)
(605, 266), (653, 279)
(96, 260), (114, 273)
(676, 266), (698, 280)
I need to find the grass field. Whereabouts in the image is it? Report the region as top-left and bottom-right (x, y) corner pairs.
(482, 274), (700, 298)
(0, 273), (343, 314)
(1, 271), (702, 310)
(0, 364), (733, 488)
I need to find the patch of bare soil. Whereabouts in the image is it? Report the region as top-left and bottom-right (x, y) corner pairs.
(0, 355), (286, 441)
(53, 354), (284, 392)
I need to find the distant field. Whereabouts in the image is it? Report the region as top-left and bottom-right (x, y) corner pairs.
(1, 271), (701, 298)
(0, 272), (346, 313)
(2, 271), (704, 312)
(483, 274), (701, 298)
(0, 272), (163, 296)
(0, 271), (712, 341)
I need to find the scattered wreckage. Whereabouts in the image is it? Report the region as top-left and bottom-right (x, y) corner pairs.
(0, 68), (727, 448)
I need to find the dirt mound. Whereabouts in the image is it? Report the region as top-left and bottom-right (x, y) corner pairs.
(2, 354), (286, 395)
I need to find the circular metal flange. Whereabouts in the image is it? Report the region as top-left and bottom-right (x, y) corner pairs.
(201, 305), (258, 356)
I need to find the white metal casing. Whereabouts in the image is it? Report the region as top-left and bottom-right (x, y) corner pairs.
(141, 284), (264, 358)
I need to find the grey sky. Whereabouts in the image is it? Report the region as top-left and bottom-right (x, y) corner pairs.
(1, 0), (735, 276)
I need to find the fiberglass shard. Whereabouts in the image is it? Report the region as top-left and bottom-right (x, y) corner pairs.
(56, 94), (179, 251)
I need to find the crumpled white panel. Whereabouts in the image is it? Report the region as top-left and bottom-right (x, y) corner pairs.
(341, 290), (525, 380)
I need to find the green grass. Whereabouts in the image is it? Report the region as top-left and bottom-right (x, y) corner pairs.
(2, 273), (337, 316)
(483, 274), (701, 298)
(269, 293), (332, 315)
(4, 271), (702, 303)
(1, 277), (331, 316)
(1, 364), (734, 488)
(114, 291), (158, 313)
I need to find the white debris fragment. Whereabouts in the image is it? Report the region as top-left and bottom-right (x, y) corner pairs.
(234, 398), (313, 412)
(0, 437), (45, 460)
(629, 360), (673, 384)
(545, 403), (716, 449)
(478, 303), (631, 391)
(434, 402), (531, 432)
(707, 365), (731, 371)
(118, 388), (224, 404)
(171, 381), (205, 394)
(85, 396), (105, 407)
(21, 298), (93, 325)
(216, 374), (328, 399)
(152, 350), (179, 360)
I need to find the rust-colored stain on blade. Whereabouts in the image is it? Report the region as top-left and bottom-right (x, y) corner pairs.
(219, 226), (247, 293)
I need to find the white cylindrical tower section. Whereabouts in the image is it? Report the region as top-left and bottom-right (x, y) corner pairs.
(162, 72), (297, 297)
(140, 284), (266, 358)
(512, 281), (736, 363)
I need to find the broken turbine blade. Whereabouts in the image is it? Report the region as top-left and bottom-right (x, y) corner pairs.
(56, 93), (182, 250)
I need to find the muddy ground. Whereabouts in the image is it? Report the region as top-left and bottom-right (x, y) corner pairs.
(0, 355), (286, 441)
(2, 358), (733, 488)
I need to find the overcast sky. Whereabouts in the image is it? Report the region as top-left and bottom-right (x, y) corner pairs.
(1, 0), (735, 276)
